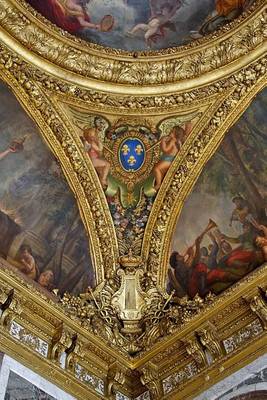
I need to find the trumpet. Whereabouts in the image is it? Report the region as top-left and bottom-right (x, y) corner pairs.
(196, 219), (217, 242)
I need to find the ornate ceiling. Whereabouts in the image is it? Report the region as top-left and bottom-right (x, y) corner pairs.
(25, 0), (255, 51)
(0, 0), (266, 399)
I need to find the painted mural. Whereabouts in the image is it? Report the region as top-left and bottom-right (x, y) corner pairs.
(66, 106), (200, 252)
(168, 88), (267, 299)
(0, 82), (95, 295)
(26, 0), (254, 51)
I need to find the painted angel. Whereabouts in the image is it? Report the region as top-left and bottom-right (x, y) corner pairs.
(151, 111), (200, 191)
(127, 0), (184, 47)
(28, 0), (114, 34)
(66, 106), (111, 188)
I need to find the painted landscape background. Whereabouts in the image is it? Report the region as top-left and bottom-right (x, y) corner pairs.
(0, 82), (95, 295)
(168, 87), (267, 299)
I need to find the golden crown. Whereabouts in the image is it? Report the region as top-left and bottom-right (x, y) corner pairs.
(119, 249), (142, 268)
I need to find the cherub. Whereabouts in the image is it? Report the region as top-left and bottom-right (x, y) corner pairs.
(82, 117), (110, 188)
(11, 245), (38, 281)
(153, 122), (192, 191)
(127, 0), (183, 46)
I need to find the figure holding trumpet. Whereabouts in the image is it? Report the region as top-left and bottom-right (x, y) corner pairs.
(169, 219), (227, 298)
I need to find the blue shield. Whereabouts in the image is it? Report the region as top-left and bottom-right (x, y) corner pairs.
(119, 138), (145, 172)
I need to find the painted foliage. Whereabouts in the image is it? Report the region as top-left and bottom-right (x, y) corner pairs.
(26, 0), (254, 51)
(0, 83), (95, 295)
(168, 88), (267, 299)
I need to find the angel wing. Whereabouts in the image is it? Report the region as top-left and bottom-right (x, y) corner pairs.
(65, 105), (94, 129)
(158, 110), (200, 138)
(64, 105), (109, 142)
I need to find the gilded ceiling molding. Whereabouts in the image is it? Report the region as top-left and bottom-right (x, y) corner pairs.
(0, 0), (265, 92)
(0, 258), (266, 400)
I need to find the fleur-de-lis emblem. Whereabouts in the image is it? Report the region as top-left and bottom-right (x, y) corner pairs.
(121, 144), (130, 155)
(135, 144), (144, 155)
(127, 155), (137, 166)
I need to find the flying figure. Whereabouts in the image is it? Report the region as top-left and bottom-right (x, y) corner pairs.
(127, 0), (184, 47)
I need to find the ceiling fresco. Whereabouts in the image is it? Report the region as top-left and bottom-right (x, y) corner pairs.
(169, 87), (267, 299)
(26, 0), (254, 51)
(0, 82), (95, 296)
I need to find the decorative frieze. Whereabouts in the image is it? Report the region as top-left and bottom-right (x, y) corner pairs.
(9, 321), (49, 358)
(162, 362), (198, 395)
(135, 392), (151, 400)
(74, 363), (105, 395)
(115, 393), (131, 400)
(223, 319), (264, 354)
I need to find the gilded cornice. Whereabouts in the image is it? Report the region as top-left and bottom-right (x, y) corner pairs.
(0, 0), (265, 92)
(0, 258), (266, 399)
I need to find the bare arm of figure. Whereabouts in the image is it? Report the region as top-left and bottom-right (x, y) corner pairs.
(21, 257), (35, 274)
(91, 141), (101, 153)
(0, 149), (14, 160)
(9, 259), (26, 272)
(77, 16), (100, 29)
(184, 246), (195, 268)
(161, 137), (175, 153)
(66, 0), (84, 13)
(177, 140), (182, 150)
(193, 235), (204, 265)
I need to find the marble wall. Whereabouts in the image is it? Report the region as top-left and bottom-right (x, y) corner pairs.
(195, 354), (267, 400)
(0, 352), (265, 399)
(0, 354), (75, 400)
